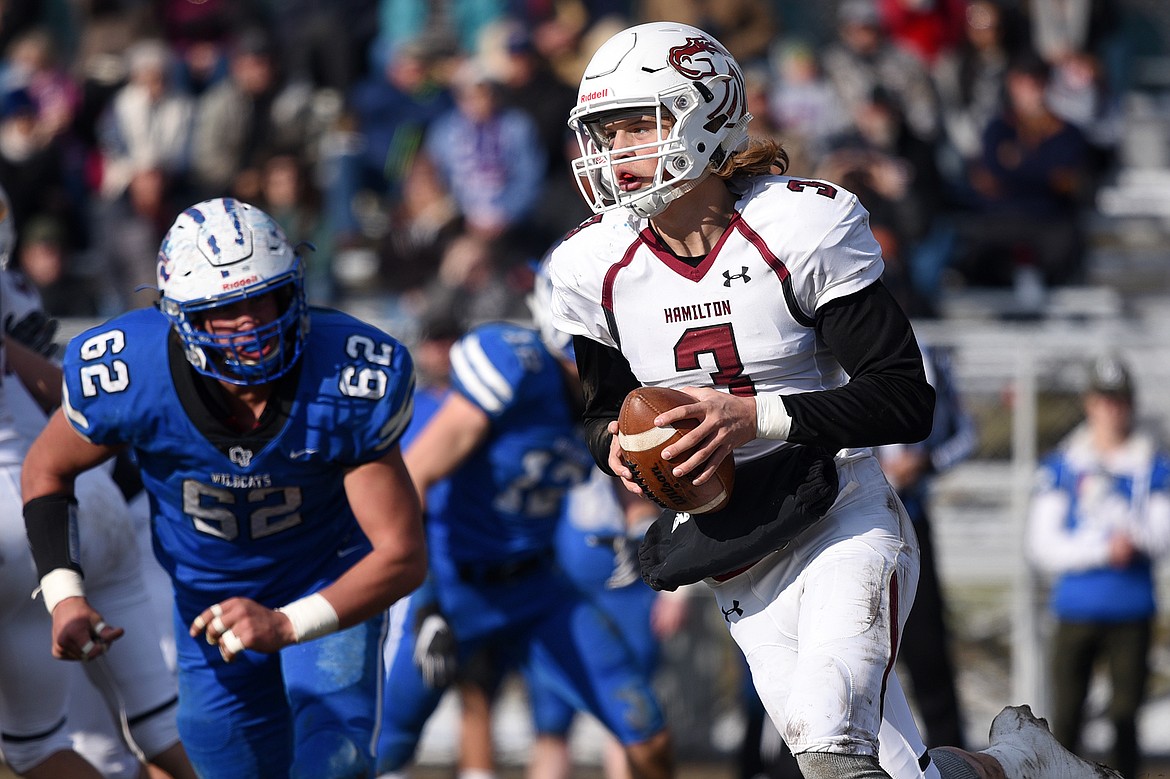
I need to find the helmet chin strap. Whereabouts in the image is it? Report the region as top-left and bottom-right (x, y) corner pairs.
(624, 113), (755, 219)
(628, 168), (712, 219)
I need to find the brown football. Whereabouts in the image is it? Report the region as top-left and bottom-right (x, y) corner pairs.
(617, 386), (735, 514)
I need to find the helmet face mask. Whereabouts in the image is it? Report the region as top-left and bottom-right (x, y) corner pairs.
(568, 22), (752, 219)
(157, 198), (308, 385)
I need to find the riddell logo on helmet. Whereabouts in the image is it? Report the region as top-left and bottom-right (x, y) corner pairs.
(222, 275), (259, 291)
(579, 89), (609, 103)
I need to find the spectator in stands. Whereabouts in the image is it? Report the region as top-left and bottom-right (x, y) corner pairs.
(254, 153), (333, 303)
(94, 37), (194, 309)
(821, 0), (943, 147)
(932, 0), (1021, 191)
(1026, 354), (1170, 779)
(877, 0), (968, 66)
(949, 51), (1092, 291)
(154, 0), (266, 96)
(96, 38), (193, 205)
(376, 153), (463, 298)
(323, 36), (453, 248)
(92, 162), (181, 311)
(13, 215), (105, 318)
(375, 0), (508, 61)
(421, 59), (547, 263)
(0, 86), (86, 255)
(765, 39), (850, 173)
(268, 0), (375, 93)
(189, 27), (317, 200)
(486, 21), (579, 192)
(1, 28), (83, 147)
(634, 0), (778, 67)
(818, 84), (949, 307)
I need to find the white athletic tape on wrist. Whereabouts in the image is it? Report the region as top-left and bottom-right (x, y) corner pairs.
(39, 568), (86, 614)
(755, 394), (792, 440)
(276, 593), (339, 643)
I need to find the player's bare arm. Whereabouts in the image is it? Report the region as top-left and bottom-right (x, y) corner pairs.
(22, 408), (126, 661)
(403, 391), (491, 499)
(5, 337), (62, 412)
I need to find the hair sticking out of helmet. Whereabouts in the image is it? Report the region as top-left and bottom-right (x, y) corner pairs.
(527, 259), (574, 362)
(156, 198), (308, 385)
(568, 22), (752, 219)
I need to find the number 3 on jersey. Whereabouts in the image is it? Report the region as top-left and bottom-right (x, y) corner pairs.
(675, 323), (756, 397)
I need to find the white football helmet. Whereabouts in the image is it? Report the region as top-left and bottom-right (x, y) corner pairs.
(527, 258), (573, 362)
(156, 198), (308, 385)
(568, 22), (752, 219)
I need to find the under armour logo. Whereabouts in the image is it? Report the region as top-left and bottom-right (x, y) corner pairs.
(721, 600), (744, 623)
(229, 446), (253, 467)
(672, 512), (691, 532)
(723, 267), (750, 286)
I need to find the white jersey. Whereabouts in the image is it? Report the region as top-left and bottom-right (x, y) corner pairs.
(0, 268), (45, 466)
(549, 174), (883, 463)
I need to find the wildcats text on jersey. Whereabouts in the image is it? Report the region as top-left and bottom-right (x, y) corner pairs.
(664, 300), (731, 324)
(211, 472), (274, 489)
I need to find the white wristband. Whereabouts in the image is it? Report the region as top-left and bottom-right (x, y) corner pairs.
(755, 394), (792, 440)
(38, 568), (86, 614)
(276, 593), (339, 643)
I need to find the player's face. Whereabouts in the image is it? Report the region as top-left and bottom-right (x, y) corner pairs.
(598, 113), (675, 191)
(199, 291), (281, 362)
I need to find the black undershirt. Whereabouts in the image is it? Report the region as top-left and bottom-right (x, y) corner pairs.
(574, 279), (935, 474)
(167, 333), (299, 457)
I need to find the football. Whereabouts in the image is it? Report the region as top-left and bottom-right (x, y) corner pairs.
(617, 386), (735, 514)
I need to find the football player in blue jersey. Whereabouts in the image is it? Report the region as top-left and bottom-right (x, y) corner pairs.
(376, 268), (674, 779)
(20, 197), (427, 779)
(521, 468), (688, 779)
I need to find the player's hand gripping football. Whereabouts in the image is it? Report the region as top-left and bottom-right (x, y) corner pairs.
(608, 386), (756, 490)
(190, 597), (296, 663)
(50, 596), (124, 661)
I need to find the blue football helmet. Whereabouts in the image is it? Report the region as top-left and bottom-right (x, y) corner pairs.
(156, 198), (308, 385)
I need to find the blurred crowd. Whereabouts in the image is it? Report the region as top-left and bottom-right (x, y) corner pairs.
(0, 0), (1151, 330)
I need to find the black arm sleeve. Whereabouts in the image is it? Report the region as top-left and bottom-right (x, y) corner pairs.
(574, 334), (640, 475)
(782, 280), (935, 450)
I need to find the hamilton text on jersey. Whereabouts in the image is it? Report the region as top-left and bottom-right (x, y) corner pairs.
(663, 299), (732, 324)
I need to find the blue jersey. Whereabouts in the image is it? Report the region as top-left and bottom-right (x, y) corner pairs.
(1034, 436), (1170, 621)
(426, 322), (592, 566)
(60, 306), (415, 610)
(379, 324), (665, 773)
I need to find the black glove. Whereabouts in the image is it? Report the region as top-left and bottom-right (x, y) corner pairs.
(5, 310), (59, 357)
(412, 603), (457, 688)
(639, 445), (839, 591)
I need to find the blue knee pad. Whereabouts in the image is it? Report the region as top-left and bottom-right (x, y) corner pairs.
(292, 729), (372, 779)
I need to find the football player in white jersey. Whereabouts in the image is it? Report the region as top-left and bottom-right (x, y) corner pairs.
(0, 195), (194, 778)
(547, 20), (1122, 779)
